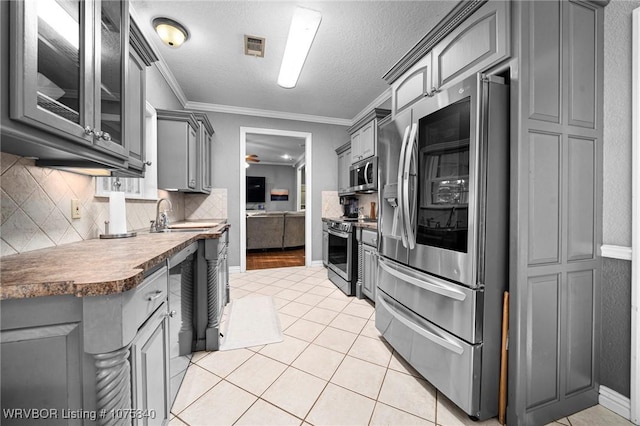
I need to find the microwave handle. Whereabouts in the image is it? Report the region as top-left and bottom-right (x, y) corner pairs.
(401, 123), (418, 250)
(397, 125), (411, 248)
(364, 162), (371, 185)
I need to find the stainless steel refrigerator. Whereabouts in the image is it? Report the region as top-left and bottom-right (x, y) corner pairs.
(376, 73), (509, 420)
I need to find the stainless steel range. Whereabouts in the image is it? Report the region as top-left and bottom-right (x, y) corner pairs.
(326, 219), (357, 296)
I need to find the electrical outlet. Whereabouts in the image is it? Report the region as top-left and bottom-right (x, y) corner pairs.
(71, 199), (81, 219)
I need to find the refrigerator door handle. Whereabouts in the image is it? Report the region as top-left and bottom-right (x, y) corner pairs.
(402, 123), (418, 250)
(379, 257), (467, 301)
(377, 290), (464, 355)
(397, 125), (411, 248)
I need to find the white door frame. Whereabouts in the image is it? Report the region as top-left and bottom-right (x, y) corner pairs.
(631, 6), (639, 425)
(239, 127), (312, 272)
(296, 163), (305, 211)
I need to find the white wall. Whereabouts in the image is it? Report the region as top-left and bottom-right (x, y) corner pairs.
(603, 0), (640, 246)
(246, 164), (297, 212)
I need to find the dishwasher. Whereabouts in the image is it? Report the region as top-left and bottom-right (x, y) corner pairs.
(167, 242), (198, 406)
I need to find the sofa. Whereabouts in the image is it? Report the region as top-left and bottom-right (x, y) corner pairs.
(246, 211), (305, 250)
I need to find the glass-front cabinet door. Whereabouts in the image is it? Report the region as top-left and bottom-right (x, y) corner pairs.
(10, 0), (128, 159)
(94, 0), (127, 156)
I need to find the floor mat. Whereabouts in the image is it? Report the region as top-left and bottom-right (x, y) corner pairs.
(219, 295), (283, 351)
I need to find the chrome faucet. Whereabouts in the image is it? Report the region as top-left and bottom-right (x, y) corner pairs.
(152, 198), (173, 232)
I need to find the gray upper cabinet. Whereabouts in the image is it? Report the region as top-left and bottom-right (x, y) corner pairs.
(191, 112), (215, 194)
(336, 142), (352, 195)
(157, 110), (199, 192)
(9, 0), (129, 161)
(121, 18), (158, 176)
(431, 0), (510, 90)
(348, 108), (390, 165)
(392, 53), (432, 116)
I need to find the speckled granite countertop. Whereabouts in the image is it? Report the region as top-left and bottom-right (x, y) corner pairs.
(0, 222), (230, 300)
(322, 217), (378, 230)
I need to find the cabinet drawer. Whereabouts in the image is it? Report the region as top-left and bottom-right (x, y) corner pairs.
(361, 229), (378, 247)
(126, 266), (168, 331)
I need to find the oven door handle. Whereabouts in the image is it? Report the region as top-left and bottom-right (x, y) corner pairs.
(328, 228), (351, 239)
(401, 123), (418, 250)
(397, 125), (411, 248)
(379, 257), (466, 302)
(377, 290), (464, 355)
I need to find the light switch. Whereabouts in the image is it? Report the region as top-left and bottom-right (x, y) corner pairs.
(71, 199), (81, 219)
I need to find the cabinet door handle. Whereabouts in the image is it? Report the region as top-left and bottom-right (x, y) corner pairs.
(147, 290), (164, 301)
(427, 86), (440, 97)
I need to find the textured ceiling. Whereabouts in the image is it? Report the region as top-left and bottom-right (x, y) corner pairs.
(131, 1), (457, 121)
(246, 133), (306, 165)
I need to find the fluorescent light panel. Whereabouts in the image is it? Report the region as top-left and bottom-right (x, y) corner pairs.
(277, 7), (322, 89)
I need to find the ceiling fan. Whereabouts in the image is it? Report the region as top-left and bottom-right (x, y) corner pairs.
(245, 154), (260, 163)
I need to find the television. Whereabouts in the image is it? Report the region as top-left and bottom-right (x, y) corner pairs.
(246, 176), (266, 202)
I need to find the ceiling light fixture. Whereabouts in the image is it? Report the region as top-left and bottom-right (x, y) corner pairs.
(281, 154), (292, 160)
(153, 17), (190, 48)
(277, 7), (322, 89)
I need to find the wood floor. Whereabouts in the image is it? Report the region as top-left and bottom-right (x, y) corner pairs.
(246, 247), (305, 270)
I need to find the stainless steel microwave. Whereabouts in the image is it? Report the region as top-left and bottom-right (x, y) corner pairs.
(349, 157), (377, 193)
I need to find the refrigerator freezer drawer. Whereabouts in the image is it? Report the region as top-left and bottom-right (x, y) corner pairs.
(375, 290), (482, 417)
(378, 256), (483, 344)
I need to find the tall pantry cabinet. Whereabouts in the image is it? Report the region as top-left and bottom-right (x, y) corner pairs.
(508, 1), (605, 425)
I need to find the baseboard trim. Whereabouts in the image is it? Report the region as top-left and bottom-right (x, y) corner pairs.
(309, 260), (324, 267)
(599, 385), (631, 420)
(601, 245), (633, 261)
(229, 266), (242, 274)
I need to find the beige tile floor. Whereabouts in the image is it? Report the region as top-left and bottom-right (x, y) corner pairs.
(170, 266), (632, 426)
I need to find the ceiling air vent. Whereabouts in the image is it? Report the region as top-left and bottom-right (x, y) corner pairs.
(244, 35), (265, 57)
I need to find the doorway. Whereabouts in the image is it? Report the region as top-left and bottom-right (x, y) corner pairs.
(239, 127), (312, 272)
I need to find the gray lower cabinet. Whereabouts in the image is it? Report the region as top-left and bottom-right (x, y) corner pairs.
(361, 243), (377, 302)
(1, 296), (83, 425)
(322, 222), (329, 267)
(357, 228), (378, 302)
(130, 301), (170, 426)
(0, 265), (172, 425)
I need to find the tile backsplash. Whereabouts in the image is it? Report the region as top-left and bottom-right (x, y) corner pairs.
(321, 191), (342, 218)
(0, 152), (185, 256)
(185, 188), (228, 220)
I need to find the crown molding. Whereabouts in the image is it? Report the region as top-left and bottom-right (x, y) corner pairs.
(155, 59), (189, 108)
(129, 4), (188, 108)
(350, 87), (392, 127)
(184, 101), (352, 126)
